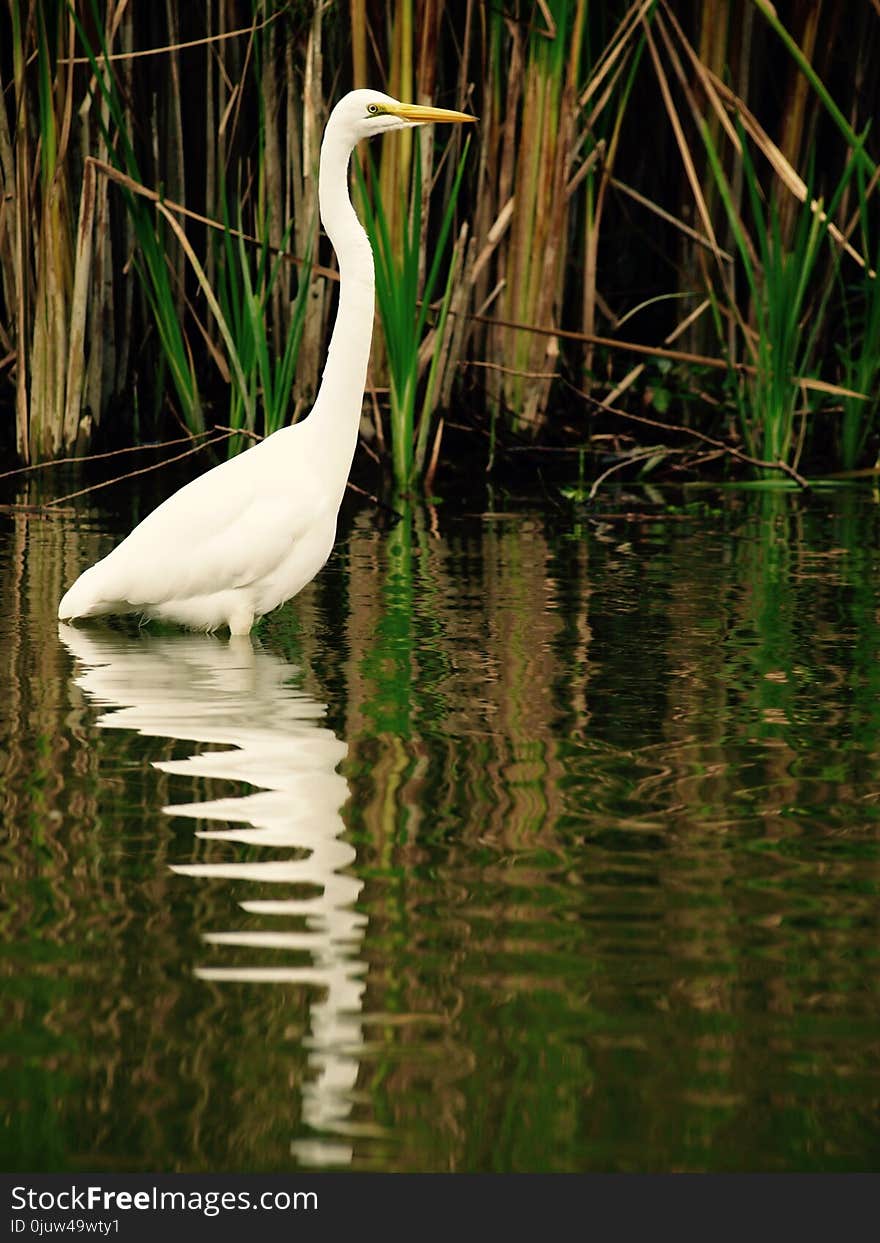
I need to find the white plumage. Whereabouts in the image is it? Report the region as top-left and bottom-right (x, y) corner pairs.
(58, 89), (473, 636)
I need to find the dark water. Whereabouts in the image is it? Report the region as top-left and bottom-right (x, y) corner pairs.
(2, 478), (880, 1172)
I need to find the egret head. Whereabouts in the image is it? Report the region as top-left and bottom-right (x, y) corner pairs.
(329, 88), (475, 143)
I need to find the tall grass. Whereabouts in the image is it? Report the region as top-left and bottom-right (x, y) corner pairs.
(486, 0), (587, 433)
(357, 141), (469, 491)
(837, 176), (880, 471)
(705, 131), (858, 470)
(215, 194), (314, 449)
(611, 0), (877, 478)
(1, 1), (84, 461)
(0, 2), (879, 484)
(73, 4), (203, 435)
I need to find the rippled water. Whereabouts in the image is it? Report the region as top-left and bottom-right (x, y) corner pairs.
(2, 478), (880, 1172)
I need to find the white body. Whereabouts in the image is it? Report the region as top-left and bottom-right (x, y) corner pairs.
(58, 418), (345, 634)
(57, 90), (472, 636)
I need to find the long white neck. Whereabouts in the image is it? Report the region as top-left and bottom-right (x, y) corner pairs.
(307, 123), (375, 490)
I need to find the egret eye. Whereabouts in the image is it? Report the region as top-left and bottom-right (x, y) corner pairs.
(367, 103), (380, 115)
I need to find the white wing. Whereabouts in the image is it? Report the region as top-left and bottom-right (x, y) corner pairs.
(84, 427), (328, 609)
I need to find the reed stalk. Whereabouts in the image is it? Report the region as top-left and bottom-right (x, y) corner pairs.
(489, 0), (587, 433)
(8, 0), (32, 460)
(837, 177), (880, 470)
(578, 7), (646, 388)
(0, 0), (101, 461)
(72, 4), (204, 436)
(289, 1), (327, 418)
(214, 190), (313, 446)
(705, 124), (859, 469)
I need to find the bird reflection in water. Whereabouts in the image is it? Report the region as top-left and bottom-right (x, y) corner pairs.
(59, 624), (367, 1167)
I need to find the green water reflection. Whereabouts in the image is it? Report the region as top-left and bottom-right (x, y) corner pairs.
(1, 486), (879, 1171)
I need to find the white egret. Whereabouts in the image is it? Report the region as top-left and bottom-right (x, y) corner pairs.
(58, 90), (474, 635)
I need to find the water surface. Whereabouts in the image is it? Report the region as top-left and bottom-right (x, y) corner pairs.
(2, 479), (880, 1171)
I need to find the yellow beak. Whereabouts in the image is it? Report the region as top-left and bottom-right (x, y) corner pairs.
(386, 101), (477, 125)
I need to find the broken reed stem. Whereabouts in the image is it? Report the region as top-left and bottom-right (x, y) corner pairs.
(54, 11), (284, 65)
(588, 446), (690, 500)
(463, 310), (867, 402)
(0, 430), (214, 482)
(13, 420), (393, 516)
(568, 382), (812, 490)
(41, 431), (236, 507)
(86, 158), (339, 282)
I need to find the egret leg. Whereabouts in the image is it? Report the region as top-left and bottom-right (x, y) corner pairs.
(228, 604), (255, 636)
